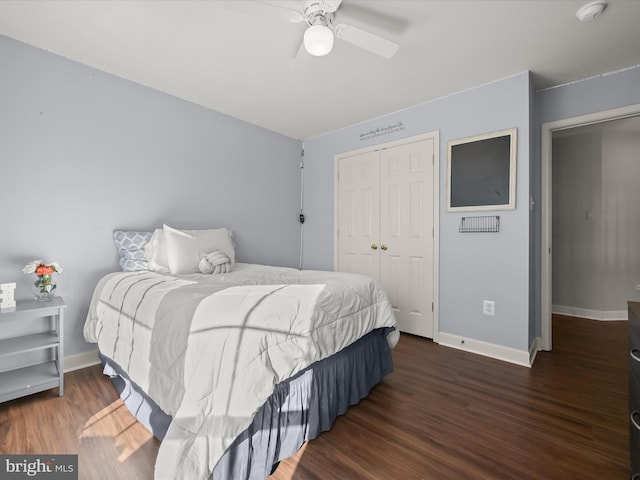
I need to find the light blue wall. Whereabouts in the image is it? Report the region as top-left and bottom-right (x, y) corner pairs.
(302, 72), (533, 352)
(535, 66), (640, 125)
(532, 65), (640, 338)
(0, 35), (302, 357)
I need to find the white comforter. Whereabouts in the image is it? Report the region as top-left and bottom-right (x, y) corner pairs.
(84, 263), (397, 479)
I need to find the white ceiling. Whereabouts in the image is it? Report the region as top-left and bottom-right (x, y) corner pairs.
(1, 0), (639, 140)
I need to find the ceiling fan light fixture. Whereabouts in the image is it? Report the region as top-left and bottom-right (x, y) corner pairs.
(304, 24), (334, 56)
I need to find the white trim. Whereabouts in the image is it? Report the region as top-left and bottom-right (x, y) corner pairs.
(432, 131), (440, 344)
(334, 131), (439, 160)
(536, 64), (640, 93)
(334, 130), (440, 343)
(540, 102), (640, 352)
(438, 332), (532, 368)
(552, 305), (627, 321)
(541, 121), (553, 351)
(64, 349), (100, 373)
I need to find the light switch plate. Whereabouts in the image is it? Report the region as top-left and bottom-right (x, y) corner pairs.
(483, 300), (495, 316)
(0, 282), (17, 310)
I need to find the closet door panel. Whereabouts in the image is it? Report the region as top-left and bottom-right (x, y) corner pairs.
(409, 255), (425, 316)
(380, 139), (434, 337)
(382, 253), (402, 313)
(337, 151), (381, 282)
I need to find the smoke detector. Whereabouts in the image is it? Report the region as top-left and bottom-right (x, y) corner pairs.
(576, 0), (608, 22)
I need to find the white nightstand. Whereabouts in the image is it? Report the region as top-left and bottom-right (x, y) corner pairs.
(0, 296), (66, 403)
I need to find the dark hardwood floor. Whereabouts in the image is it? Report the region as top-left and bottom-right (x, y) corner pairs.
(0, 315), (629, 479)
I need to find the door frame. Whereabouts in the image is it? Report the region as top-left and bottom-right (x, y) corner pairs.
(334, 130), (440, 343)
(540, 104), (640, 351)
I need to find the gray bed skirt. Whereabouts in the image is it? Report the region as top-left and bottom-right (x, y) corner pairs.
(100, 326), (394, 480)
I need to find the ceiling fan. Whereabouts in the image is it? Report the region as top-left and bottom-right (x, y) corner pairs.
(229, 0), (400, 59)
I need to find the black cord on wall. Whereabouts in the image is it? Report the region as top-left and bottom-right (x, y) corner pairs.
(299, 146), (305, 270)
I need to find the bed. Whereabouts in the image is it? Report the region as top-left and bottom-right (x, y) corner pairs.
(83, 227), (398, 480)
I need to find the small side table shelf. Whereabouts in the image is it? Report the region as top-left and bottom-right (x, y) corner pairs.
(0, 297), (66, 403)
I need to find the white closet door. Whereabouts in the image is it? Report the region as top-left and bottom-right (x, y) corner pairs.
(379, 139), (434, 337)
(336, 137), (435, 339)
(337, 150), (381, 280)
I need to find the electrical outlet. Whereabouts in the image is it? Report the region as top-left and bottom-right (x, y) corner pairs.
(636, 284), (640, 291)
(483, 300), (495, 316)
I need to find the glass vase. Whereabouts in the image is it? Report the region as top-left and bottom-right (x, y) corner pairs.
(33, 274), (56, 302)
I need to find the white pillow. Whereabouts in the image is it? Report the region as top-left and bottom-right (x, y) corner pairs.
(144, 229), (170, 273)
(163, 224), (235, 274)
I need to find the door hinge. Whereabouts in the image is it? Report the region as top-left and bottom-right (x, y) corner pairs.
(432, 302), (434, 312)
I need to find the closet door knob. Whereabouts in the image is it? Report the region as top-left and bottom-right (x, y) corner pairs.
(370, 244), (378, 250)
(380, 244), (388, 251)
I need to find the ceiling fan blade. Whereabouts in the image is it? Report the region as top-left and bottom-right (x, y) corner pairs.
(290, 39), (314, 73)
(334, 23), (399, 59)
(258, 1), (310, 22)
(224, 0), (305, 23)
(321, 0), (343, 13)
(289, 25), (308, 58)
(336, 2), (408, 36)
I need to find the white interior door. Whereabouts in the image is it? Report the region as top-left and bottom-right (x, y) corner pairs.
(337, 150), (381, 280)
(336, 136), (436, 339)
(379, 139), (434, 337)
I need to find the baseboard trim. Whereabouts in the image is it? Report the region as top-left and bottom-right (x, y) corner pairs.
(64, 349), (100, 373)
(438, 332), (532, 368)
(536, 335), (549, 352)
(552, 304), (627, 321)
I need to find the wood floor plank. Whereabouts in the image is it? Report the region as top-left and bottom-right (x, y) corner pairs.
(0, 315), (629, 479)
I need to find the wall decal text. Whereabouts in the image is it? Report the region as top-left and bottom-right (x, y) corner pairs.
(359, 121), (405, 141)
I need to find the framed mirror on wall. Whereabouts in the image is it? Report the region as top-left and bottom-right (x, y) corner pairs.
(446, 128), (517, 212)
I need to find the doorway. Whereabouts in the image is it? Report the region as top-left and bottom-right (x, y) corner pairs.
(540, 104), (640, 350)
